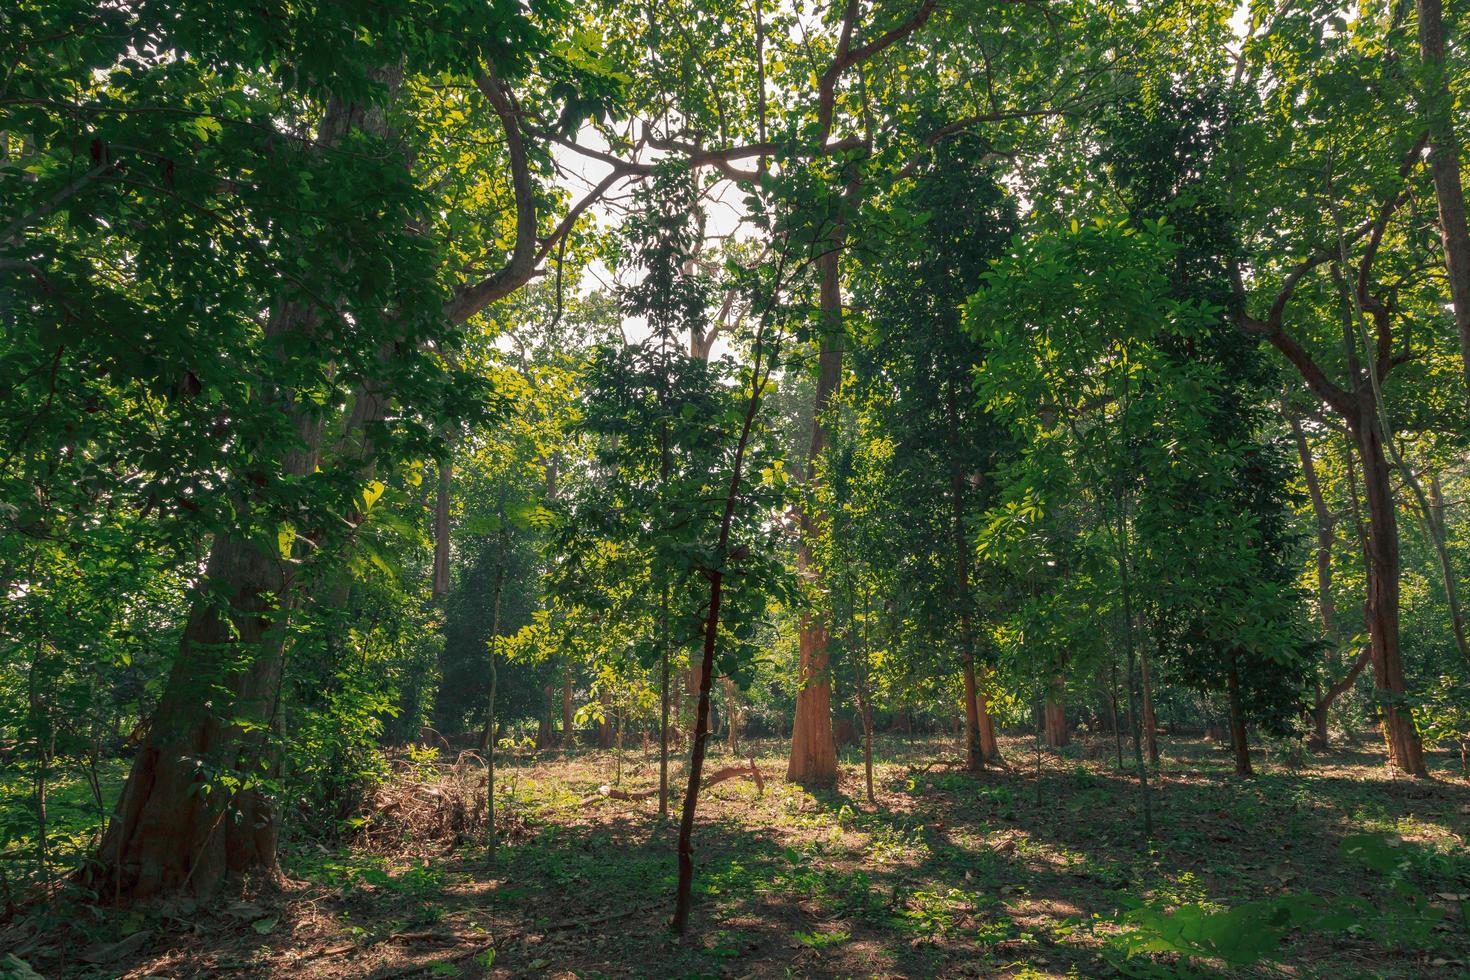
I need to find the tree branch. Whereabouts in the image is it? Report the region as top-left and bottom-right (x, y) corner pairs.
(444, 67), (539, 324)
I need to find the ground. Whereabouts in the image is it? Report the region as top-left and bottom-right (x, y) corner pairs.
(4, 735), (1469, 978)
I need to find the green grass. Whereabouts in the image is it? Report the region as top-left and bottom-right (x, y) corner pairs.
(7, 736), (1470, 978)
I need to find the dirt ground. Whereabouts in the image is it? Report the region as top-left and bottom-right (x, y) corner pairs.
(5, 734), (1469, 978)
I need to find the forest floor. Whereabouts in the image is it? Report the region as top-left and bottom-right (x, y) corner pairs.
(6, 735), (1470, 978)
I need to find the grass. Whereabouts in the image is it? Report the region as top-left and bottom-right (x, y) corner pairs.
(3, 735), (1468, 977)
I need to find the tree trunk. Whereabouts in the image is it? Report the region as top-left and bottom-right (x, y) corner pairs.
(84, 270), (341, 902)
(82, 69), (414, 903)
(946, 381), (984, 771)
(659, 577), (671, 817)
(1138, 644), (1158, 765)
(975, 679), (1002, 764)
(673, 322), (771, 933)
(538, 685), (555, 749)
(479, 528), (505, 864)
(1044, 675), (1068, 749)
(1289, 410), (1339, 750)
(722, 677), (740, 755)
(562, 676), (574, 747)
(85, 532), (299, 900)
(432, 460), (452, 597)
(786, 245), (842, 787)
(1226, 665), (1253, 776)
(1354, 414), (1427, 776)
(1415, 0), (1470, 396)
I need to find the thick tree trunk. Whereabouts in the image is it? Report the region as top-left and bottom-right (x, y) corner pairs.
(1354, 415), (1428, 777)
(787, 246), (842, 787)
(85, 534), (298, 900)
(81, 72), (394, 896)
(975, 679), (1002, 764)
(1226, 665), (1253, 777)
(1415, 0), (1470, 397)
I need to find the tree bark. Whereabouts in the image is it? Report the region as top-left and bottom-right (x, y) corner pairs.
(1138, 644), (1158, 765)
(82, 76), (398, 900)
(1354, 412), (1427, 776)
(1415, 0), (1470, 397)
(786, 245), (842, 787)
(673, 316), (773, 933)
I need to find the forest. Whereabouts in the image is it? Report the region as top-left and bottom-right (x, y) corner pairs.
(2, 0), (1470, 976)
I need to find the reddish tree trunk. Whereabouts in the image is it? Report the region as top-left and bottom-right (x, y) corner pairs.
(787, 245), (842, 787)
(1354, 415), (1427, 776)
(1415, 0), (1470, 395)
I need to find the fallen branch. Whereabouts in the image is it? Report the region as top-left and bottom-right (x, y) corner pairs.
(579, 760), (764, 807)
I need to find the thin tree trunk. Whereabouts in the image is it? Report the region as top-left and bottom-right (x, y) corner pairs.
(538, 685), (555, 749)
(1289, 410), (1341, 749)
(1044, 657), (1069, 749)
(599, 689), (614, 749)
(432, 460), (452, 597)
(1138, 643), (1158, 765)
(477, 523), (506, 865)
(1108, 660), (1124, 770)
(722, 677), (740, 755)
(946, 381), (984, 771)
(857, 590), (875, 804)
(673, 316), (774, 933)
(660, 583), (671, 818)
(1417, 467), (1470, 667)
(1114, 464), (1153, 840)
